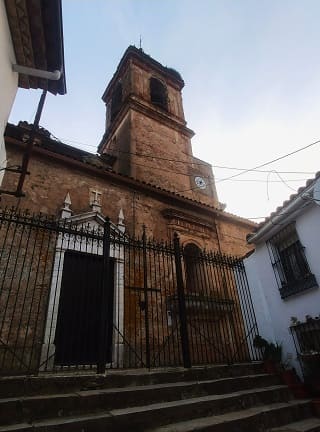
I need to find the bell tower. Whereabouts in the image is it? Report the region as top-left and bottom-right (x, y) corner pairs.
(98, 46), (219, 208)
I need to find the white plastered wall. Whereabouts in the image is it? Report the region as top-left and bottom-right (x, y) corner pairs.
(244, 204), (320, 376)
(0, 0), (18, 183)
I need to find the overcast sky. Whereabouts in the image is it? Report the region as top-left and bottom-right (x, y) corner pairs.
(9, 0), (320, 221)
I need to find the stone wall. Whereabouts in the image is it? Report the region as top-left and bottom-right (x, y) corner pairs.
(0, 141), (256, 372)
(2, 141), (254, 256)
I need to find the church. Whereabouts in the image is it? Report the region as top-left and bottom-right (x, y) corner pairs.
(3, 45), (254, 255)
(0, 46), (259, 373)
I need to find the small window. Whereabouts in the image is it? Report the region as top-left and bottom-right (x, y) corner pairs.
(267, 223), (317, 299)
(150, 77), (168, 111)
(111, 82), (123, 121)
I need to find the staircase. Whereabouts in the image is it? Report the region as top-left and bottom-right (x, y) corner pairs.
(0, 363), (319, 431)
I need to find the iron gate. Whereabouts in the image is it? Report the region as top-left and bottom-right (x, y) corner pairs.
(0, 207), (261, 375)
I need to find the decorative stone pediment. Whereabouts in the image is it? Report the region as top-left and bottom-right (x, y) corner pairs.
(67, 211), (126, 236)
(60, 193), (125, 234)
(161, 208), (216, 239)
(68, 211), (105, 228)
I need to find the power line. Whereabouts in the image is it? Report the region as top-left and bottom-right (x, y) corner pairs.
(176, 138), (320, 193)
(245, 192), (316, 223)
(216, 178), (308, 183)
(39, 131), (320, 223)
(266, 170), (297, 200)
(57, 135), (317, 176)
(217, 138), (320, 182)
(262, 201), (311, 227)
(97, 152), (310, 184)
(45, 134), (313, 183)
(77, 150), (310, 186)
(54, 134), (317, 193)
(213, 167), (313, 175)
(50, 134), (208, 179)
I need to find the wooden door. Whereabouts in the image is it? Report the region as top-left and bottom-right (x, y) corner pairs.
(54, 250), (114, 365)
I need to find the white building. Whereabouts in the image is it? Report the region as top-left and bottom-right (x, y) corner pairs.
(245, 173), (320, 375)
(0, 0), (66, 185)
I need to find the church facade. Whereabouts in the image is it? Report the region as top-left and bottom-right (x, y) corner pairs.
(0, 47), (260, 373)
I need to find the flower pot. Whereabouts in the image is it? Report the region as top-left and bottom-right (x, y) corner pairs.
(290, 383), (309, 399)
(263, 360), (279, 374)
(281, 369), (300, 386)
(312, 399), (320, 417)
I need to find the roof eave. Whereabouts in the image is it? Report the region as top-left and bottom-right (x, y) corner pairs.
(247, 185), (315, 244)
(5, 0), (66, 95)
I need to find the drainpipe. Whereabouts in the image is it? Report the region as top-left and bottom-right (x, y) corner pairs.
(12, 65), (62, 81)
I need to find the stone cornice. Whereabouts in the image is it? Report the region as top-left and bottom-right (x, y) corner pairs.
(129, 96), (192, 135)
(98, 95), (194, 152)
(161, 208), (216, 231)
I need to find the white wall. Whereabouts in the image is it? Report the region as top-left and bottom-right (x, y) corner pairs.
(0, 0), (18, 183)
(245, 204), (320, 375)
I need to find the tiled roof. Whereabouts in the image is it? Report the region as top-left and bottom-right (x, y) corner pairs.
(250, 171), (320, 235)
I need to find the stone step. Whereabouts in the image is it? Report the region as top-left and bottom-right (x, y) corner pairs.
(105, 385), (291, 431)
(151, 400), (313, 432)
(0, 385), (292, 432)
(0, 373), (281, 425)
(269, 417), (320, 431)
(0, 426), (32, 432)
(0, 362), (264, 398)
(1, 399), (311, 432)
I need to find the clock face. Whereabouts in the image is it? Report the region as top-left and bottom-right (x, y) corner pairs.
(194, 176), (207, 190)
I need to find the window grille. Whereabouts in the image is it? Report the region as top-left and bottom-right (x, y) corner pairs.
(267, 223), (317, 299)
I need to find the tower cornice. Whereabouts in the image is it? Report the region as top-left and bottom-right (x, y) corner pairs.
(98, 95), (195, 153)
(102, 46), (184, 103)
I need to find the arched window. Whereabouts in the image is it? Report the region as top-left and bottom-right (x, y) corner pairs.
(184, 243), (202, 293)
(111, 82), (123, 122)
(150, 77), (168, 111)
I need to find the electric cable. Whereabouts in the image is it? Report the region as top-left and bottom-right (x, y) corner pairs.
(56, 139), (315, 184)
(176, 138), (320, 193)
(56, 135), (317, 176)
(245, 199), (312, 223)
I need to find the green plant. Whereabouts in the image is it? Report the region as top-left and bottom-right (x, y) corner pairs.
(253, 335), (282, 363)
(290, 316), (299, 326)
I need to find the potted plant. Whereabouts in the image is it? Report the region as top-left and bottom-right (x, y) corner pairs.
(253, 335), (282, 373)
(253, 335), (309, 397)
(281, 358), (308, 398)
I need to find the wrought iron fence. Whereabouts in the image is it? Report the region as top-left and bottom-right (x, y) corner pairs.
(0, 207), (261, 375)
(290, 319), (320, 394)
